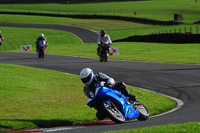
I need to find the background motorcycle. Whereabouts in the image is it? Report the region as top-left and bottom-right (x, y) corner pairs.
(38, 40), (46, 58)
(0, 37), (4, 47)
(87, 83), (149, 123)
(98, 43), (110, 62)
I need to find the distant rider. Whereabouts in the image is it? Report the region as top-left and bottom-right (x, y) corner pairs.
(35, 33), (48, 53)
(0, 31), (4, 46)
(97, 30), (112, 55)
(80, 68), (137, 103)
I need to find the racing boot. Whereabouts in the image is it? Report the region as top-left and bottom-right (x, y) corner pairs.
(116, 82), (137, 103)
(127, 93), (137, 103)
(96, 111), (106, 120)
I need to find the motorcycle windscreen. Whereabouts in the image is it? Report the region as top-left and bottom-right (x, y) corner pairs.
(40, 43), (46, 47)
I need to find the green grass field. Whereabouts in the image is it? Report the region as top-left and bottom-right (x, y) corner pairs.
(1, 14), (199, 38)
(0, 14), (152, 31)
(0, 0), (200, 23)
(1, 26), (200, 64)
(0, 0), (200, 132)
(105, 121), (200, 133)
(0, 64), (176, 132)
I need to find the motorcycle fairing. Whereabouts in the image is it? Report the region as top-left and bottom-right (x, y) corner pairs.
(102, 88), (140, 119)
(87, 85), (140, 120)
(40, 43), (46, 48)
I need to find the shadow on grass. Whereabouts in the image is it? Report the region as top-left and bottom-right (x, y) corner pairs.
(0, 119), (117, 130)
(113, 33), (200, 43)
(0, 119), (74, 128)
(0, 12), (181, 26)
(0, 58), (38, 61)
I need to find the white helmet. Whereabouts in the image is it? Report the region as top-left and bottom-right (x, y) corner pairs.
(80, 68), (94, 86)
(39, 33), (44, 38)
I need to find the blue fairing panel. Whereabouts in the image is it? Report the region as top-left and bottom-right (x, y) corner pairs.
(89, 85), (140, 120)
(40, 43), (45, 47)
(104, 89), (140, 119)
(124, 106), (140, 119)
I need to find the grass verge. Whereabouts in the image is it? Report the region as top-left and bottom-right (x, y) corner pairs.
(0, 14), (152, 31)
(105, 121), (200, 133)
(0, 0), (200, 23)
(1, 27), (200, 64)
(0, 0), (199, 132)
(0, 64), (176, 132)
(0, 26), (82, 52)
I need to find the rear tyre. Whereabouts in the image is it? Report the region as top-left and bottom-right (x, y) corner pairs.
(101, 101), (125, 123)
(136, 103), (149, 121)
(99, 53), (103, 62)
(104, 52), (107, 62)
(100, 58), (103, 62)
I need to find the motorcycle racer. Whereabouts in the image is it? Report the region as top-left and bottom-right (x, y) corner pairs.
(81, 68), (149, 122)
(80, 68), (137, 103)
(97, 30), (112, 55)
(35, 33), (48, 53)
(0, 31), (4, 46)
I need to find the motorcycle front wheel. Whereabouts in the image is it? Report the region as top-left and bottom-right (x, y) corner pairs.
(101, 101), (125, 123)
(38, 48), (45, 58)
(41, 49), (44, 58)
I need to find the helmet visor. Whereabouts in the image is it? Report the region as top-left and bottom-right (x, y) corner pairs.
(81, 72), (92, 83)
(101, 31), (105, 37)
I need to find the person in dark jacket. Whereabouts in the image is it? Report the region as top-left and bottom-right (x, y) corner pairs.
(35, 33), (47, 53)
(0, 31), (4, 46)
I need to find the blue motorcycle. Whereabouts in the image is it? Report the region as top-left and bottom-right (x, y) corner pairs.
(38, 40), (46, 58)
(87, 83), (149, 123)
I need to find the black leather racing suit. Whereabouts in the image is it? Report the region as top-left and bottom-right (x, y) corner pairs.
(0, 34), (3, 46)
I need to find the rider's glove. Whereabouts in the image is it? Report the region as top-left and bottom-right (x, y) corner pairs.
(105, 80), (112, 88)
(100, 81), (105, 86)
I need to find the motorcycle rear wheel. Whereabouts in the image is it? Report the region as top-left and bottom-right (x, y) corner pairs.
(99, 53), (104, 62)
(100, 57), (103, 62)
(136, 103), (149, 121)
(104, 51), (107, 62)
(101, 101), (125, 123)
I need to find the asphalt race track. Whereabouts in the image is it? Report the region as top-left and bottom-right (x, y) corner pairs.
(1, 23), (99, 43)
(1, 23), (200, 133)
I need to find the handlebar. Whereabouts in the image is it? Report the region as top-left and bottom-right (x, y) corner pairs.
(99, 43), (111, 48)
